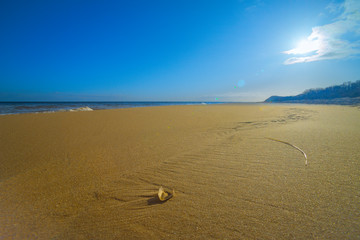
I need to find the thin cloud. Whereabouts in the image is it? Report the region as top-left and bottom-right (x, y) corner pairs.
(245, 0), (264, 13)
(283, 0), (360, 64)
(208, 91), (265, 102)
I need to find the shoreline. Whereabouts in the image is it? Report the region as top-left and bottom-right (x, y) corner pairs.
(0, 101), (227, 115)
(2, 101), (359, 116)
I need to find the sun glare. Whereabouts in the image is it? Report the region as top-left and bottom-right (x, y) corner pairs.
(291, 39), (320, 55)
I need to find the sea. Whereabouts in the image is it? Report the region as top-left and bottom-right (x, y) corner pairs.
(0, 102), (223, 115)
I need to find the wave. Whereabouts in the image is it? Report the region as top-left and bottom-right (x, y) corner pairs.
(69, 106), (93, 112)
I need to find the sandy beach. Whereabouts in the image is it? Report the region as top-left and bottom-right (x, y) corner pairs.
(1, 104), (359, 239)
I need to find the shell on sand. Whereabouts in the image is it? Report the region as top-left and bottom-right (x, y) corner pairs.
(158, 186), (174, 201)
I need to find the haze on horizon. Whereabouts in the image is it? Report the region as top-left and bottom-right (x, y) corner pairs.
(1, 0), (360, 102)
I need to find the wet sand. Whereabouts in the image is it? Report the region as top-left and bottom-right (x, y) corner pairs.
(1, 104), (359, 239)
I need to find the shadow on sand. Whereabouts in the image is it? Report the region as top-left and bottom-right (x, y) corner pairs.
(147, 195), (170, 206)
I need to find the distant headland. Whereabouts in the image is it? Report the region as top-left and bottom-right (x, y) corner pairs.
(264, 80), (360, 105)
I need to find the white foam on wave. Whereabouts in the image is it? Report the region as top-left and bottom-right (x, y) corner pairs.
(69, 106), (93, 112)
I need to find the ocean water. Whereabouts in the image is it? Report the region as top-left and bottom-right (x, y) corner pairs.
(0, 102), (221, 115)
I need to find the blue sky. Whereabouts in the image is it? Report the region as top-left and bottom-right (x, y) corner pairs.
(1, 0), (359, 102)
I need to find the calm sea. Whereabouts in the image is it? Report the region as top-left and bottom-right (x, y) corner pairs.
(0, 102), (222, 115)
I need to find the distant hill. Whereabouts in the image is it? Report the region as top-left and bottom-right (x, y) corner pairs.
(264, 80), (360, 105)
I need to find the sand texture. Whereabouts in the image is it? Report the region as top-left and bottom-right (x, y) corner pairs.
(1, 104), (360, 239)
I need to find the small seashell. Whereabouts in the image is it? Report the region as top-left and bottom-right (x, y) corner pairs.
(158, 186), (174, 201)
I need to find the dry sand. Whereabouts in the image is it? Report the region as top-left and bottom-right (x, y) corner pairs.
(0, 104), (359, 239)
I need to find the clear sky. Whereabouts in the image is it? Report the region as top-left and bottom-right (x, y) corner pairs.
(1, 0), (359, 102)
